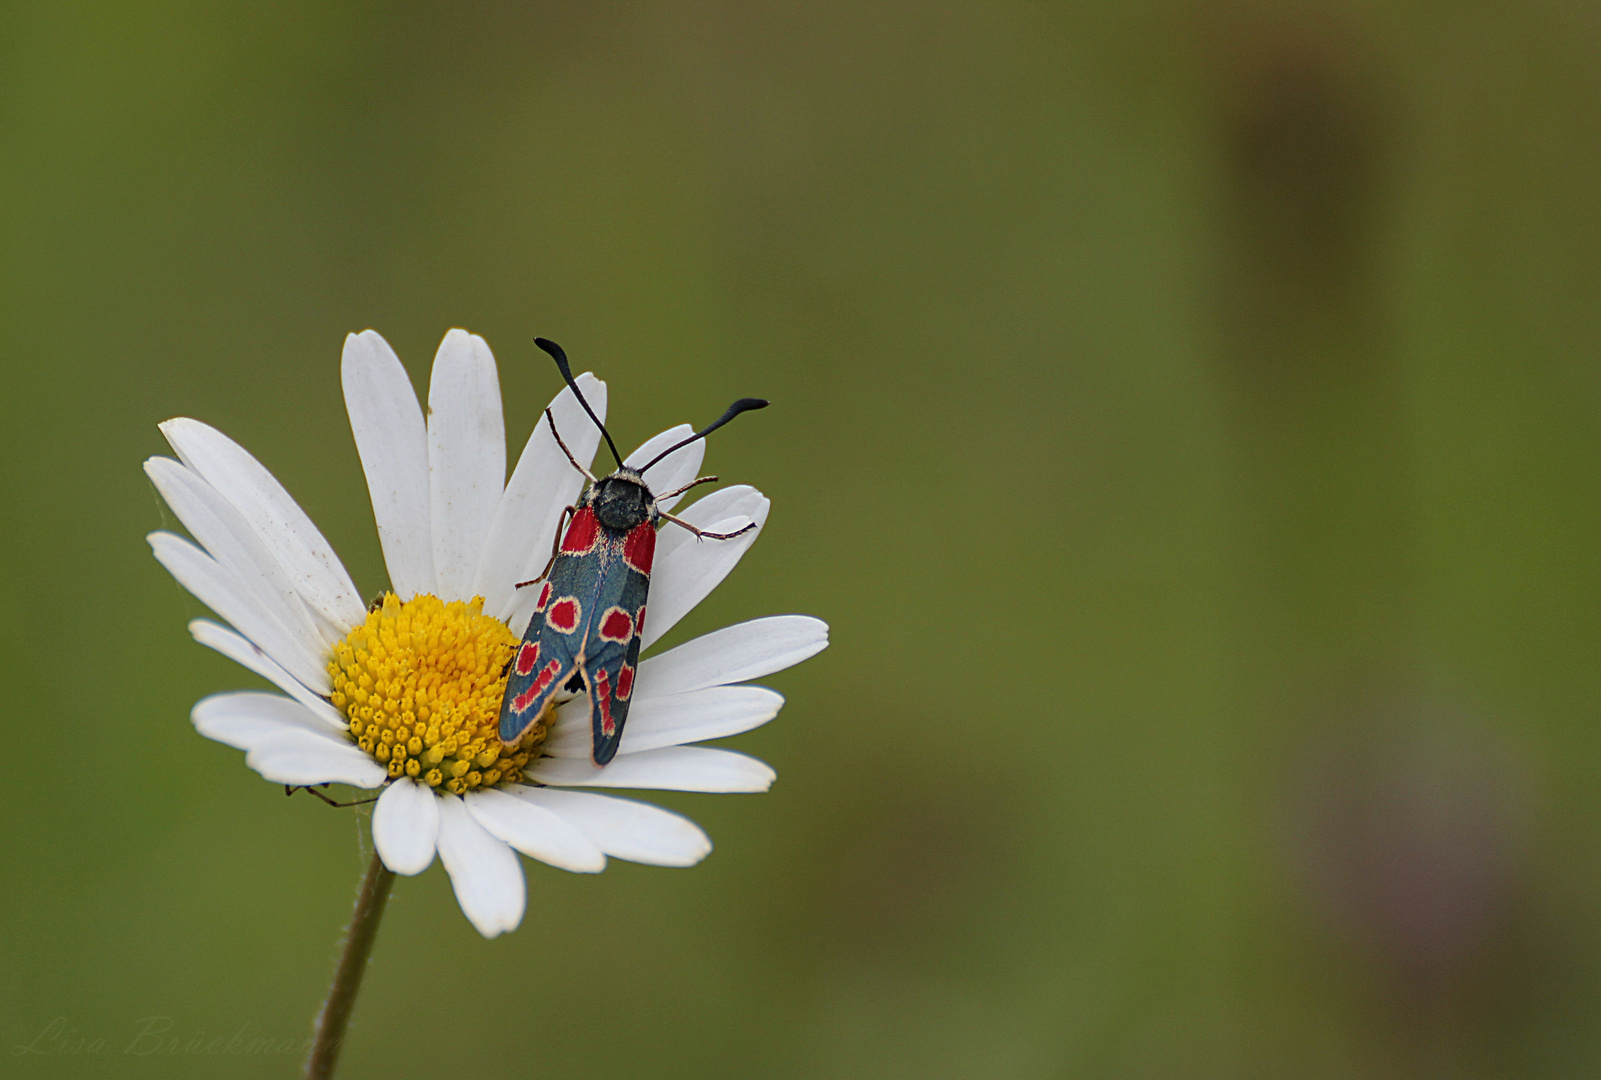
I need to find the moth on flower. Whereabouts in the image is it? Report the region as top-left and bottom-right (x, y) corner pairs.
(499, 338), (768, 766)
(146, 328), (827, 937)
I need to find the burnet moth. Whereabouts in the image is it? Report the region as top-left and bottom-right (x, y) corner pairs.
(497, 338), (768, 765)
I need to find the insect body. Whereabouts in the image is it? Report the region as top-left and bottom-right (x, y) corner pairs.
(498, 338), (767, 765)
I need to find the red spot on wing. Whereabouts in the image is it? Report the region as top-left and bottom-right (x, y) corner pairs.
(616, 663), (634, 701)
(593, 667), (616, 737)
(599, 607), (633, 642)
(535, 581), (552, 611)
(561, 507), (600, 555)
(532, 658), (561, 696)
(547, 597), (581, 634)
(514, 642), (541, 676)
(511, 657), (563, 714)
(623, 522), (655, 575)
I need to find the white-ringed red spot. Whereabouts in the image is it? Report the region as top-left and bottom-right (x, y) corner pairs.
(561, 507), (600, 555)
(593, 667), (616, 737)
(532, 658), (561, 696)
(623, 522), (655, 575)
(547, 597), (581, 634)
(599, 607), (633, 642)
(514, 641), (540, 676)
(535, 581), (552, 611)
(616, 663), (635, 701)
(512, 657), (563, 713)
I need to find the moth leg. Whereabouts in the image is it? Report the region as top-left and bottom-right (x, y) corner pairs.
(547, 408), (597, 482)
(656, 474), (719, 502)
(285, 784), (381, 808)
(516, 504), (576, 588)
(659, 510), (757, 541)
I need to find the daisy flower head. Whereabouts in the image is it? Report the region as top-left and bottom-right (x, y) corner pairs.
(147, 329), (826, 937)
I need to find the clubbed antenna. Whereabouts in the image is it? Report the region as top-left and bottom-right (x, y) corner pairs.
(535, 337), (622, 469)
(640, 398), (769, 474)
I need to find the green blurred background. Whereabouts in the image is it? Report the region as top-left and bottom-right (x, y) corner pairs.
(5, 1), (1601, 1076)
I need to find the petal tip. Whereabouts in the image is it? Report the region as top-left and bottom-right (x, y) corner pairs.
(373, 779), (441, 876)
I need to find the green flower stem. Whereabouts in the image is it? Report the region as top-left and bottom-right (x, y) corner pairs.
(304, 849), (395, 1080)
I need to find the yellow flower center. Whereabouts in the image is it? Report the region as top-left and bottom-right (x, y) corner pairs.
(328, 592), (547, 794)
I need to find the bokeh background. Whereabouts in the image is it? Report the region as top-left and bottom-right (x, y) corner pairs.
(5, 2), (1601, 1076)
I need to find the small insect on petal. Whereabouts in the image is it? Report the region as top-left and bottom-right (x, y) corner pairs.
(498, 339), (770, 764)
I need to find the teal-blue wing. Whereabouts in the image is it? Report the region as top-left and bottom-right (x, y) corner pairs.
(580, 521), (654, 764)
(498, 509), (607, 743)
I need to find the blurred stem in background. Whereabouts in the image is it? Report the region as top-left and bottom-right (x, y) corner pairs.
(1211, 6), (1410, 700)
(1212, 6), (1534, 1074)
(1209, 2), (1431, 1068)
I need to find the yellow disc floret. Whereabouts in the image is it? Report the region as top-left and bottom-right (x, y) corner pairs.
(328, 593), (547, 794)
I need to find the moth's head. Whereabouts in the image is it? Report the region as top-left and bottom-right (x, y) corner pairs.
(591, 468), (654, 531)
(533, 337), (769, 526)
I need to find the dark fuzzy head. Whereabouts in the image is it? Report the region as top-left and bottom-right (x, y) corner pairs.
(590, 470), (654, 531)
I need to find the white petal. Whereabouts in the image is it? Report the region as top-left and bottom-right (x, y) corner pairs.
(525, 746), (775, 792)
(428, 330), (505, 600)
(506, 584), (541, 640)
(436, 795), (526, 937)
(475, 374), (607, 620)
(372, 779), (439, 875)
(244, 728), (386, 787)
(464, 788), (605, 873)
(342, 330), (436, 600)
(624, 425), (704, 513)
(512, 788), (711, 867)
(150, 532), (329, 692)
(643, 486), (769, 648)
(636, 616), (829, 698)
(187, 619), (346, 729)
(543, 686), (784, 758)
(146, 457), (330, 652)
(158, 418), (366, 632)
(192, 691), (341, 750)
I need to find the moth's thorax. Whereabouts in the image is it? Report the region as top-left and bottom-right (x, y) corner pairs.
(588, 468), (656, 531)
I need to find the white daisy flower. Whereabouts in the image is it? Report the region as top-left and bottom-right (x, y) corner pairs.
(147, 328), (827, 938)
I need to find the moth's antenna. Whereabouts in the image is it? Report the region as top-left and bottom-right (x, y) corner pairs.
(535, 337), (622, 469)
(641, 398), (769, 473)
